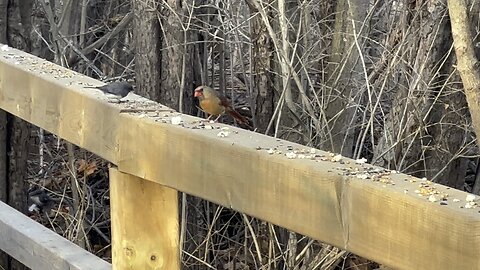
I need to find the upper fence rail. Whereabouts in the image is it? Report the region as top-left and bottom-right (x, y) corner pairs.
(0, 44), (479, 270)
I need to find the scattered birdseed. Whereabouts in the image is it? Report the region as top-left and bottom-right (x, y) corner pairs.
(217, 131), (230, 137)
(171, 116), (182, 125)
(310, 148), (316, 154)
(204, 125), (213, 130)
(356, 174), (368, 180)
(466, 194), (476, 202)
(355, 158), (367, 164)
(332, 154), (342, 162)
(267, 148), (275, 155)
(428, 195), (437, 202)
(452, 198), (460, 203)
(465, 202), (477, 209)
(285, 152), (297, 159)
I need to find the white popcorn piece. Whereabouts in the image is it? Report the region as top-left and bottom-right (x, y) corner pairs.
(355, 158), (367, 164)
(285, 152), (297, 159)
(217, 131), (230, 137)
(466, 194), (476, 202)
(464, 202), (476, 209)
(170, 116), (183, 125)
(332, 154), (342, 162)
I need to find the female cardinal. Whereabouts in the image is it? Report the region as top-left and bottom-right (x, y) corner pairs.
(194, 85), (250, 125)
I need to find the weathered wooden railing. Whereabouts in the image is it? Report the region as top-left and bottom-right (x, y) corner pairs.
(0, 45), (479, 270)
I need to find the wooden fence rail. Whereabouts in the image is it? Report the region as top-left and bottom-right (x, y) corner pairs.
(0, 200), (111, 270)
(0, 45), (479, 270)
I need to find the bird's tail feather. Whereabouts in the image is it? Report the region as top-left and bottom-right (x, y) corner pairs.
(227, 109), (252, 129)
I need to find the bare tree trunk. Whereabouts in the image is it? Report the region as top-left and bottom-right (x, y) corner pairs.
(0, 117), (5, 269)
(0, 3), (8, 269)
(324, 0), (369, 157)
(0, 117), (31, 270)
(424, 56), (470, 188)
(372, 0), (468, 188)
(159, 0), (195, 113)
(6, 117), (31, 215)
(133, 0), (162, 100)
(0, 0), (8, 201)
(246, 0), (275, 133)
(445, 0), (480, 190)
(0, 0), (6, 43)
(0, 1), (34, 269)
(448, 0), (480, 147)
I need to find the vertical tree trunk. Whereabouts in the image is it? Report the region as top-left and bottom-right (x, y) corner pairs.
(0, 0), (6, 43)
(0, 1), (8, 267)
(0, 2), (33, 269)
(424, 9), (469, 187)
(6, 116), (31, 214)
(324, 0), (368, 157)
(447, 0), (480, 189)
(372, 0), (468, 188)
(132, 0), (162, 100)
(0, 0), (8, 202)
(246, 0), (275, 133)
(160, 0), (195, 113)
(0, 110), (6, 270)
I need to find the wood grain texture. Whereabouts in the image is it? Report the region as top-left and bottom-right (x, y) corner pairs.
(0, 52), (121, 162)
(0, 201), (111, 270)
(117, 115), (480, 270)
(0, 46), (479, 270)
(110, 168), (179, 270)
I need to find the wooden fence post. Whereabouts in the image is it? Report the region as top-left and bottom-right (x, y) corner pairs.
(109, 168), (179, 270)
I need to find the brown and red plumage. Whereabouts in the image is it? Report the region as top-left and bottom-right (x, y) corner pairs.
(194, 85), (250, 126)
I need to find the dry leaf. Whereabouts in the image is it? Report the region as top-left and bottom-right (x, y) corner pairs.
(78, 159), (98, 176)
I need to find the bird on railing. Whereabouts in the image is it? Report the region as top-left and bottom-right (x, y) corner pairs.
(85, 81), (134, 99)
(194, 85), (251, 128)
